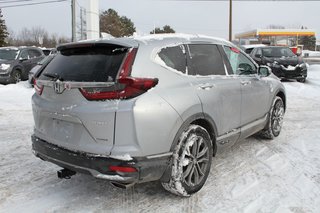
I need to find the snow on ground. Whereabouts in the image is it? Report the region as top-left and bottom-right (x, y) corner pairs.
(1, 66), (320, 212)
(302, 50), (320, 57)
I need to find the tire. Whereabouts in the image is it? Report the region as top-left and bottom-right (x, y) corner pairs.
(161, 125), (213, 197)
(259, 96), (285, 139)
(11, 70), (22, 83)
(297, 78), (306, 83)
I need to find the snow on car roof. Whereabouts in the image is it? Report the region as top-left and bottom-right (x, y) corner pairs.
(59, 33), (235, 50)
(132, 33), (232, 46)
(0, 46), (19, 51)
(242, 44), (267, 49)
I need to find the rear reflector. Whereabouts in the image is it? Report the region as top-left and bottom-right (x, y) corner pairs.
(34, 79), (44, 95)
(109, 166), (137, 173)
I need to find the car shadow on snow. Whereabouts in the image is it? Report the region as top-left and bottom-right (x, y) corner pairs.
(50, 172), (193, 211)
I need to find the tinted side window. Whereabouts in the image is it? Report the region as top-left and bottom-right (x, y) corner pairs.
(250, 48), (256, 57)
(187, 44), (225, 76)
(245, 48), (253, 54)
(256, 48), (262, 56)
(28, 49), (42, 58)
(20, 50), (29, 59)
(223, 46), (257, 75)
(158, 45), (186, 74)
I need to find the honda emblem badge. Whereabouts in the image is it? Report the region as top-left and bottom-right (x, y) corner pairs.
(53, 80), (65, 94)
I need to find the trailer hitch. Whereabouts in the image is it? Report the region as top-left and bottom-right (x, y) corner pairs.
(57, 168), (76, 179)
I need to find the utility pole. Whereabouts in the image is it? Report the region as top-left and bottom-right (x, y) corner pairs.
(86, 0), (99, 40)
(229, 0), (232, 41)
(71, 0), (76, 42)
(80, 7), (83, 40)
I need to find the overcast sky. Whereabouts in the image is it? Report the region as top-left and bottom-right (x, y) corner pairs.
(2, 0), (320, 41)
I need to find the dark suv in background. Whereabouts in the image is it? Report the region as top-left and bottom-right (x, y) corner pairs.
(250, 46), (307, 82)
(0, 46), (45, 84)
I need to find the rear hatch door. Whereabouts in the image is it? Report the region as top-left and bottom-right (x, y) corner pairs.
(32, 43), (132, 155)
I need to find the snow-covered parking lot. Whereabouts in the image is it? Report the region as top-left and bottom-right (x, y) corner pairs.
(1, 65), (320, 213)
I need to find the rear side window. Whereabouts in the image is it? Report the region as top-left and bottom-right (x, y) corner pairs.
(158, 45), (186, 74)
(39, 45), (127, 82)
(20, 50), (29, 59)
(28, 49), (42, 58)
(187, 44), (225, 76)
(245, 48), (253, 54)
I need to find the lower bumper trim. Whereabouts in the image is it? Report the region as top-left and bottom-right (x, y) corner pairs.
(31, 135), (171, 184)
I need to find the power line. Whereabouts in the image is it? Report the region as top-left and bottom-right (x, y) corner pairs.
(0, 0), (34, 3)
(0, 0), (68, 8)
(165, 0), (320, 1)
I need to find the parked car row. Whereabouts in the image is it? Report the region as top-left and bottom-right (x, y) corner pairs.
(31, 34), (286, 197)
(0, 46), (56, 85)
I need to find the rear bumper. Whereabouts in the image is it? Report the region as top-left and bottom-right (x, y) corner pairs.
(32, 135), (171, 184)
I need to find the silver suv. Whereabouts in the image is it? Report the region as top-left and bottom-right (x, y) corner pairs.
(31, 34), (286, 197)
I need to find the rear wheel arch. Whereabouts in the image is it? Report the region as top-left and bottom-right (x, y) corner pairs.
(169, 113), (217, 155)
(191, 117), (217, 156)
(160, 113), (217, 183)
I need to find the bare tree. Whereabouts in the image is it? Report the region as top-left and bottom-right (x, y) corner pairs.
(7, 27), (70, 48)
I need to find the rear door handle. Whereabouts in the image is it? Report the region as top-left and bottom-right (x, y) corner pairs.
(241, 81), (251, 86)
(199, 83), (215, 90)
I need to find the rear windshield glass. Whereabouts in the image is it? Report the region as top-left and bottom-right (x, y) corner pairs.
(39, 45), (127, 82)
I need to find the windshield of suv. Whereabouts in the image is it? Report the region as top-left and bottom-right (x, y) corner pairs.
(262, 47), (295, 58)
(0, 49), (19, 60)
(39, 45), (128, 82)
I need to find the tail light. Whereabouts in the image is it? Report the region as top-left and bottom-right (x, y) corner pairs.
(34, 79), (44, 95)
(80, 48), (158, 101)
(109, 165), (137, 173)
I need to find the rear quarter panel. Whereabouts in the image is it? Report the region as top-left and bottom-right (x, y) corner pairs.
(111, 43), (203, 156)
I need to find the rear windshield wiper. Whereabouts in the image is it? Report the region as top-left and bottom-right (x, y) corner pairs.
(43, 73), (63, 81)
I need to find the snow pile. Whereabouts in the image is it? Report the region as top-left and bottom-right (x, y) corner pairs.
(302, 50), (320, 57)
(0, 81), (34, 110)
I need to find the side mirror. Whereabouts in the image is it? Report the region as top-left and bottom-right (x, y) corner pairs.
(19, 57), (28, 62)
(296, 52), (301, 57)
(258, 65), (271, 77)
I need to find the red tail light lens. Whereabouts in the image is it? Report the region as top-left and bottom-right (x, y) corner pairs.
(109, 165), (137, 173)
(34, 79), (44, 95)
(79, 48), (159, 101)
(118, 77), (158, 98)
(80, 77), (158, 100)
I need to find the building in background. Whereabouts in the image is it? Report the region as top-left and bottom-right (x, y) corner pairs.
(235, 29), (316, 47)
